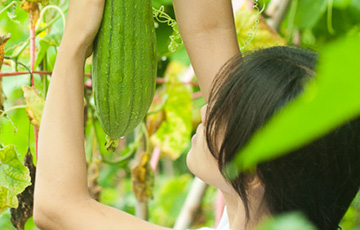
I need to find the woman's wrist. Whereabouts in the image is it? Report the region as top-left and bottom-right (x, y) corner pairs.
(58, 36), (88, 63)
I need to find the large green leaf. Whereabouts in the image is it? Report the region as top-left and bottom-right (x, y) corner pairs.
(231, 35), (360, 172)
(150, 62), (192, 160)
(152, 0), (173, 9)
(294, 0), (328, 29)
(0, 145), (31, 214)
(258, 212), (317, 230)
(333, 0), (353, 9)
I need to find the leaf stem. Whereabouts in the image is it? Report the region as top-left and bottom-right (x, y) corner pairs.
(36, 5), (66, 32)
(141, 122), (150, 154)
(147, 94), (169, 116)
(327, 0), (335, 35)
(0, 105), (27, 120)
(0, 1), (18, 15)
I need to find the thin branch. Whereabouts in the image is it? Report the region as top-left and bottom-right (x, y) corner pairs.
(266, 0), (292, 31)
(0, 1), (18, 15)
(174, 177), (208, 230)
(0, 71), (200, 86)
(0, 71), (92, 77)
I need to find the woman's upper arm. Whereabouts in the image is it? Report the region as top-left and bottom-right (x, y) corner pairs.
(173, 0), (240, 103)
(35, 198), (172, 230)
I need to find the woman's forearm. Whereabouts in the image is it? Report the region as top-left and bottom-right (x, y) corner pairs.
(35, 40), (90, 216)
(173, 0), (240, 102)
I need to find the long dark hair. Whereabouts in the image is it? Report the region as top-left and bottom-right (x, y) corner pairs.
(205, 46), (360, 230)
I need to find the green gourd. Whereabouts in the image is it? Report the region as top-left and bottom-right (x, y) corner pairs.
(92, 0), (157, 151)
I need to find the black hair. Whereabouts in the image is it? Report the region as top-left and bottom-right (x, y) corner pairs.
(205, 46), (360, 230)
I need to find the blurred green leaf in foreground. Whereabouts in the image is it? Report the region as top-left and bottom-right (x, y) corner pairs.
(231, 34), (360, 172)
(258, 212), (317, 230)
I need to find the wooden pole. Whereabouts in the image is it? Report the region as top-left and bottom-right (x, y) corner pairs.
(174, 177), (208, 230)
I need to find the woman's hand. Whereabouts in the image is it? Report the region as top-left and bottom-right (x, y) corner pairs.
(62, 0), (106, 57)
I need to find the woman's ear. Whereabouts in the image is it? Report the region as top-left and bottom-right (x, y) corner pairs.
(245, 173), (264, 197)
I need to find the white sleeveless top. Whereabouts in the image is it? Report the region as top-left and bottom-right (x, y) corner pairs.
(189, 207), (230, 230)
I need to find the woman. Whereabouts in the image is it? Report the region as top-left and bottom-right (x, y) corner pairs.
(33, 0), (360, 229)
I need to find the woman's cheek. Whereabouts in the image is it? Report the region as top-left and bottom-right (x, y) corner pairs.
(186, 134), (234, 192)
(186, 133), (203, 176)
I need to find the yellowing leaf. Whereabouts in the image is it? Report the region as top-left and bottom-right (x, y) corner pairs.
(146, 86), (167, 136)
(235, 8), (287, 51)
(131, 152), (153, 202)
(0, 187), (18, 215)
(0, 145), (31, 214)
(150, 62), (192, 160)
(22, 85), (45, 129)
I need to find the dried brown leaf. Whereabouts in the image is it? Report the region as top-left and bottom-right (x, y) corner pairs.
(131, 152), (154, 203)
(21, 1), (40, 27)
(87, 160), (102, 201)
(0, 34), (11, 70)
(27, 0), (49, 6)
(10, 149), (36, 230)
(0, 34), (11, 115)
(146, 86), (167, 136)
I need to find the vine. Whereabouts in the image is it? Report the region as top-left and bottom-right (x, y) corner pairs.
(0, 1), (18, 15)
(240, 0), (266, 52)
(153, 6), (182, 53)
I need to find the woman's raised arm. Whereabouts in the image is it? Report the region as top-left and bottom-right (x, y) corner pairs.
(33, 0), (170, 229)
(173, 0), (240, 103)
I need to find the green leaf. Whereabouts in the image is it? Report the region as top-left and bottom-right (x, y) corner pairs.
(152, 0), (173, 9)
(150, 62), (192, 160)
(0, 209), (16, 229)
(0, 145), (31, 214)
(232, 35), (360, 172)
(258, 212), (317, 230)
(294, 0), (328, 29)
(34, 33), (62, 70)
(333, 0), (352, 8)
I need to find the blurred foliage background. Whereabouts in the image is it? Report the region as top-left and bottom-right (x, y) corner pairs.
(0, 0), (360, 229)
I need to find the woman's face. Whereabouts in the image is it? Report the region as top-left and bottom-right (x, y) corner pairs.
(187, 105), (233, 193)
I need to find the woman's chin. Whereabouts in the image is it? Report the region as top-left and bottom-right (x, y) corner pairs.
(186, 148), (200, 177)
